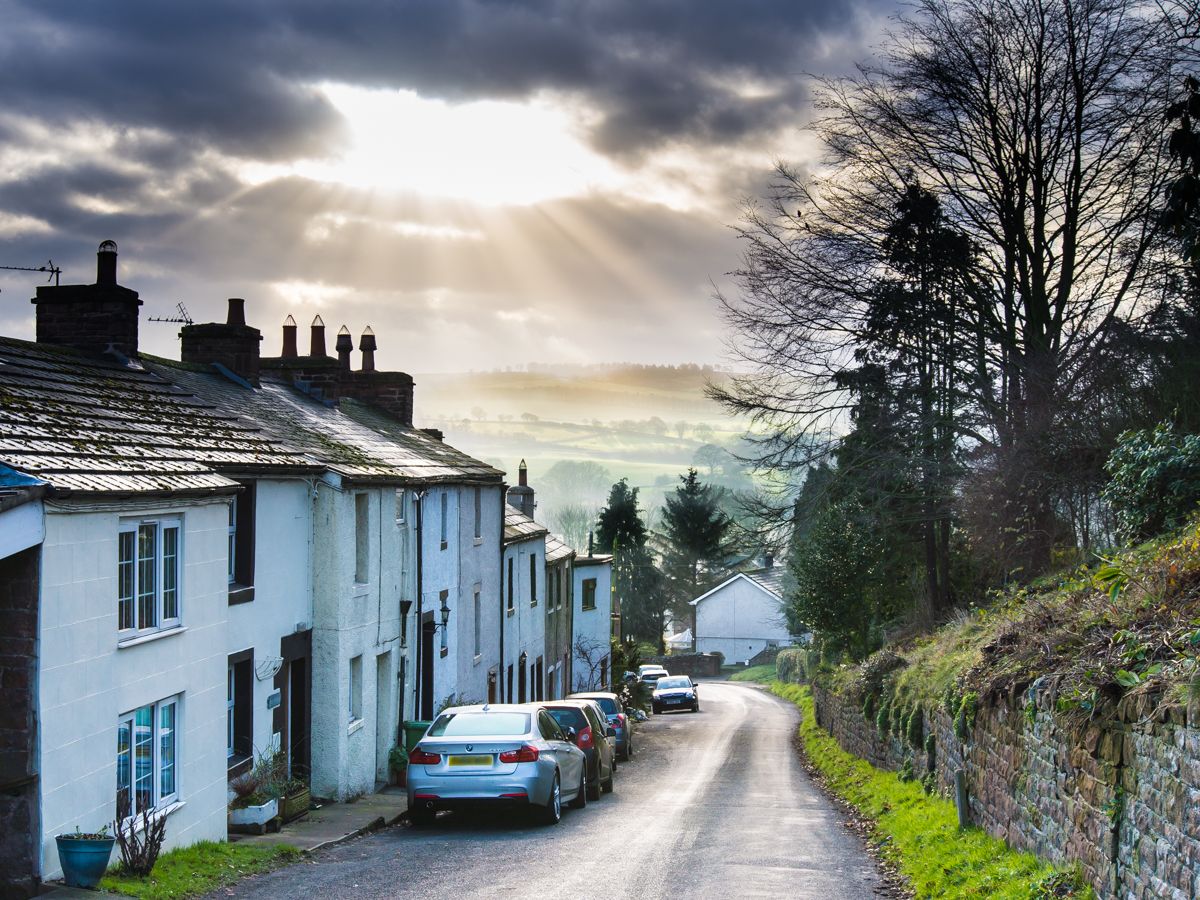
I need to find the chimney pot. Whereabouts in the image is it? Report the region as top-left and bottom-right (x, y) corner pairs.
(281, 314), (298, 358)
(359, 325), (377, 372)
(518, 459), (528, 487)
(335, 325), (353, 371)
(97, 240), (118, 285)
(309, 314), (326, 357)
(226, 298), (246, 326)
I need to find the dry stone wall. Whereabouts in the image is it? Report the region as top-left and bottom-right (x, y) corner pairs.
(810, 680), (1200, 899)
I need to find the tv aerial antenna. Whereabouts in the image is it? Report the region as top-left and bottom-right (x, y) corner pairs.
(0, 260), (61, 286)
(148, 302), (194, 326)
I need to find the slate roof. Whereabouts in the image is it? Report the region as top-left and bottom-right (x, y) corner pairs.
(746, 565), (786, 598)
(0, 337), (309, 494)
(504, 505), (548, 545)
(544, 532), (575, 564)
(147, 358), (503, 485)
(0, 334), (503, 496)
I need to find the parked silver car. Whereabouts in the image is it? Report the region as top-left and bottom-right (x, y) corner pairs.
(406, 704), (587, 827)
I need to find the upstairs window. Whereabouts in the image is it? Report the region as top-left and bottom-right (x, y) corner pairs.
(582, 578), (597, 610)
(507, 557), (514, 611)
(395, 488), (407, 524)
(118, 519), (182, 637)
(354, 493), (370, 584)
(474, 487), (482, 540)
(529, 554), (537, 606)
(228, 483), (256, 603)
(440, 491), (449, 550)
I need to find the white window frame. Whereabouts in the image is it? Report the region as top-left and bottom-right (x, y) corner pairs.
(349, 655), (363, 724)
(226, 667), (235, 759)
(473, 588), (481, 658)
(227, 496), (237, 584)
(116, 696), (180, 824)
(118, 517), (183, 637)
(395, 488), (407, 524)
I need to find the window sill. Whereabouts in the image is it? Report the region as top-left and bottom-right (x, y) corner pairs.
(440, 647), (448, 658)
(228, 585), (255, 606)
(351, 583), (370, 598)
(123, 800), (184, 834)
(474, 537), (483, 546)
(473, 654), (482, 665)
(347, 718), (364, 736)
(506, 607), (515, 618)
(440, 541), (448, 551)
(118, 626), (187, 649)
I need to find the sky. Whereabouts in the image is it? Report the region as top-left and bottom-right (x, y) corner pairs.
(0, 0), (893, 373)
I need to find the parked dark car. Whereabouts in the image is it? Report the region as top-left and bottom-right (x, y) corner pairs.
(544, 700), (615, 800)
(569, 690), (633, 760)
(651, 675), (699, 714)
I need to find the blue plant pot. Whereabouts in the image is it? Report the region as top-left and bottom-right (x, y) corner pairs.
(55, 835), (115, 889)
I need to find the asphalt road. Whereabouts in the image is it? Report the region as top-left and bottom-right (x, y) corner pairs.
(217, 682), (886, 900)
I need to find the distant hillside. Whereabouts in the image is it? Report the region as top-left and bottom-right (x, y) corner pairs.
(409, 364), (751, 526)
(413, 364), (733, 426)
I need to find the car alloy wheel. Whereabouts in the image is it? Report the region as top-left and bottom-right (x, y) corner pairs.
(571, 768), (588, 809)
(539, 773), (562, 825)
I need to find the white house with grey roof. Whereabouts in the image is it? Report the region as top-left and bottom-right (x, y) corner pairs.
(0, 242), (504, 887)
(502, 498), (547, 704)
(690, 562), (795, 665)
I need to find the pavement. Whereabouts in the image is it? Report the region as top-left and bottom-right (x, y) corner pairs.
(37, 786), (408, 897)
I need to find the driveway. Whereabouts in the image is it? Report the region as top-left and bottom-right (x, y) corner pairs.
(213, 682), (888, 899)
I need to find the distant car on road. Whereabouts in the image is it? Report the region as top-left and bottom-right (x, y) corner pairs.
(568, 691), (634, 760)
(544, 699), (616, 800)
(638, 665), (670, 691)
(406, 703), (587, 827)
(652, 675), (700, 714)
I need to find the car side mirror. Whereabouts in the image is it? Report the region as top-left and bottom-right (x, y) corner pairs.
(606, 727), (617, 738)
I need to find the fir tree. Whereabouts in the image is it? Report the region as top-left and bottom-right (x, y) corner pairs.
(659, 469), (732, 619)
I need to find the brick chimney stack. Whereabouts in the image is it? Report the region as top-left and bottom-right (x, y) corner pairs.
(309, 315), (326, 357)
(335, 326), (353, 371)
(179, 297), (263, 384)
(507, 459), (535, 518)
(32, 239), (143, 358)
(281, 315), (298, 358)
(359, 326), (376, 372)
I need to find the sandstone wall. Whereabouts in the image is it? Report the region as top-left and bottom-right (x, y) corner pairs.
(810, 681), (1200, 899)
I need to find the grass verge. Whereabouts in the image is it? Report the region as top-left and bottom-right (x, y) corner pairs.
(771, 682), (1091, 900)
(100, 841), (302, 899)
(727, 663), (777, 683)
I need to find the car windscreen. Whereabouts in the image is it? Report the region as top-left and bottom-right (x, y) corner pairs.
(641, 673), (664, 682)
(656, 677), (691, 690)
(546, 708), (587, 731)
(427, 712), (530, 737)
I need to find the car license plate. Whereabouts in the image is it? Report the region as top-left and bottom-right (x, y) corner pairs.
(447, 754), (493, 767)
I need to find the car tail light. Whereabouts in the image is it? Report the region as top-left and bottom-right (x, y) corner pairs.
(409, 748), (441, 765)
(499, 744), (539, 763)
(577, 726), (593, 747)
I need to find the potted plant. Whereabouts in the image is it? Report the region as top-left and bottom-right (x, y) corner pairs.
(228, 767), (279, 834)
(55, 824), (115, 889)
(388, 744), (408, 787)
(278, 777), (311, 823)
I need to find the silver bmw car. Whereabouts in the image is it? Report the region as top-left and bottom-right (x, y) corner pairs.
(406, 703), (588, 827)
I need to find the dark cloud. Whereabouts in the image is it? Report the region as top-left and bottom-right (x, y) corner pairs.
(1, 0), (884, 160)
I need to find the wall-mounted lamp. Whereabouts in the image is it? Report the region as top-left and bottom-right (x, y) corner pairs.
(432, 595), (451, 632)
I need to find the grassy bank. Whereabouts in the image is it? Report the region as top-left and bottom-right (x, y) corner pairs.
(770, 682), (1089, 899)
(727, 663), (777, 683)
(100, 841), (300, 899)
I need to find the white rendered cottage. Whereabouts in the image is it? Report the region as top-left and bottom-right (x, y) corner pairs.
(690, 563), (795, 665)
